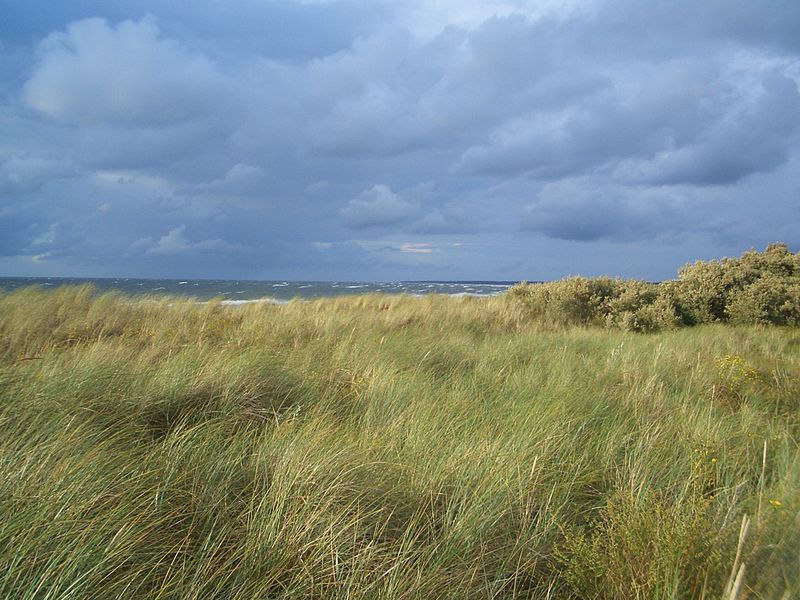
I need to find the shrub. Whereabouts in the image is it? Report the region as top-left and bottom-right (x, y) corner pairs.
(672, 243), (800, 325)
(510, 243), (800, 332)
(615, 294), (681, 333)
(671, 259), (729, 324)
(726, 275), (800, 326)
(603, 280), (678, 333)
(508, 276), (625, 327)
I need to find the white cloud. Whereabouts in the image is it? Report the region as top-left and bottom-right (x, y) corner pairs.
(400, 242), (434, 254)
(307, 180), (330, 193)
(189, 164), (266, 196)
(393, 0), (591, 37)
(340, 184), (418, 229)
(133, 225), (236, 256)
(23, 16), (226, 126)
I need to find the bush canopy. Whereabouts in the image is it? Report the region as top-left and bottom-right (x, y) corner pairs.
(508, 243), (800, 332)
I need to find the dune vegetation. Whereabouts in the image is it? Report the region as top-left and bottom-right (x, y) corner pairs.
(1, 247), (799, 599)
(508, 243), (800, 333)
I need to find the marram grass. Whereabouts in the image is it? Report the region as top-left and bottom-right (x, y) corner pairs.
(0, 286), (798, 599)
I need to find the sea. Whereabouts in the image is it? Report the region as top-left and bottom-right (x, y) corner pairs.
(0, 277), (520, 304)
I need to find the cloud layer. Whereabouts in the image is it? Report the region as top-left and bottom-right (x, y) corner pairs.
(1, 1), (799, 281)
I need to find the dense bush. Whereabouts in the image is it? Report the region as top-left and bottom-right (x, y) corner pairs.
(509, 243), (800, 331)
(507, 277), (679, 333)
(506, 276), (623, 327)
(726, 275), (800, 326)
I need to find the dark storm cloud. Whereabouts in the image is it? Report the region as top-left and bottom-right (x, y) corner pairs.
(0, 154), (74, 194)
(459, 65), (800, 185)
(627, 71), (800, 186)
(1, 0), (799, 279)
(522, 158), (800, 246)
(591, 0), (800, 56)
(0, 208), (43, 256)
(521, 181), (688, 242)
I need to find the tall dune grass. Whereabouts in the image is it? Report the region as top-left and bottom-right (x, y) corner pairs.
(0, 286), (798, 598)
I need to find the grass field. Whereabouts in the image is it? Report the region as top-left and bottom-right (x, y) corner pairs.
(1, 285), (798, 599)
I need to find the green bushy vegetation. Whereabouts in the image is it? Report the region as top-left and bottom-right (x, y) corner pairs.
(1, 252), (799, 598)
(509, 243), (800, 332)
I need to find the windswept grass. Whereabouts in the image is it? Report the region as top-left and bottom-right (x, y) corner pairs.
(0, 286), (798, 598)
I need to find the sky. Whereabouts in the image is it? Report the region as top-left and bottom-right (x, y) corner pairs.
(1, 0), (799, 282)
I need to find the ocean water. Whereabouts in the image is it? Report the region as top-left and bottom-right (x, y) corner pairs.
(0, 277), (519, 303)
